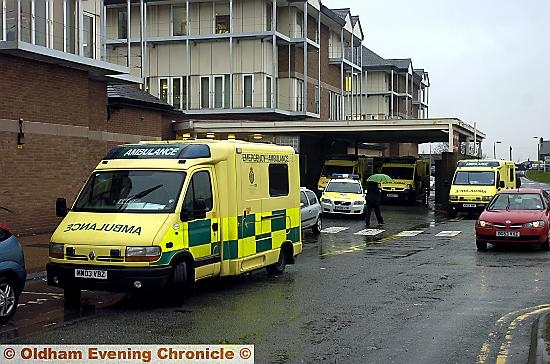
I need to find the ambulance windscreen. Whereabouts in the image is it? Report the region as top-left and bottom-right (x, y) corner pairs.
(103, 144), (211, 160)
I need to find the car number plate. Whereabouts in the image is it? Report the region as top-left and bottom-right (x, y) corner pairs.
(463, 204), (476, 208)
(334, 206), (350, 211)
(496, 231), (520, 237)
(75, 269), (108, 280)
(387, 194), (398, 198)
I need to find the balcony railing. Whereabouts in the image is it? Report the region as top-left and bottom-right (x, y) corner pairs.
(329, 46), (361, 66)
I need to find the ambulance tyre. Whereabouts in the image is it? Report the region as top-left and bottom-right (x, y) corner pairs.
(63, 287), (81, 307)
(170, 260), (193, 301)
(267, 248), (288, 275)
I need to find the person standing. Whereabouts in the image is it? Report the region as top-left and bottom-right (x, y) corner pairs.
(365, 181), (384, 227)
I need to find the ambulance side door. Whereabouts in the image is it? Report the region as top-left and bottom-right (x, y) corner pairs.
(181, 168), (221, 274)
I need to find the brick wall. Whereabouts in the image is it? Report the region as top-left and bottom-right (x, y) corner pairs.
(0, 54), (174, 235)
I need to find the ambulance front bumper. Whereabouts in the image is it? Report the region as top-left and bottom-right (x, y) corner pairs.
(47, 262), (172, 292)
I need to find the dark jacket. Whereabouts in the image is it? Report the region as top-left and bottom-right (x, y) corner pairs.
(365, 181), (382, 203)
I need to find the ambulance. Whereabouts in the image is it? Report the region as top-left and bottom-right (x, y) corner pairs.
(447, 159), (519, 217)
(317, 155), (373, 194)
(379, 158), (430, 204)
(47, 140), (302, 304)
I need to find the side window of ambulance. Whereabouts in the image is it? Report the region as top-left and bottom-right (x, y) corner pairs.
(269, 164), (289, 197)
(510, 169), (514, 182)
(300, 191), (309, 206)
(183, 171), (213, 211)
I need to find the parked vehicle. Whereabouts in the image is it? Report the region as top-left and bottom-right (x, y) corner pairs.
(317, 155), (373, 194)
(475, 189), (550, 251)
(448, 159), (519, 218)
(320, 175), (365, 215)
(0, 223), (26, 322)
(300, 187), (322, 233)
(47, 140), (302, 305)
(379, 157), (430, 204)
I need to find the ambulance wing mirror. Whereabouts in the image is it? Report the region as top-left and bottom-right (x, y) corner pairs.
(56, 197), (68, 217)
(499, 181), (505, 189)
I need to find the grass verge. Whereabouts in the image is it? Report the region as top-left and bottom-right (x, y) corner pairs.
(526, 170), (550, 184)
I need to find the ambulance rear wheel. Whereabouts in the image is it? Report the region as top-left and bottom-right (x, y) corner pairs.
(63, 287), (81, 307)
(267, 250), (287, 275)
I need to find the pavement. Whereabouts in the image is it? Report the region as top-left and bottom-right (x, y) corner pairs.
(12, 196), (550, 361)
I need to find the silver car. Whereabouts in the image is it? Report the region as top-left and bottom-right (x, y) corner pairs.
(300, 187), (322, 233)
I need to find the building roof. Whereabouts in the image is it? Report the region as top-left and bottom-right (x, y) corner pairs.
(351, 15), (359, 26)
(320, 5), (346, 26)
(107, 84), (174, 111)
(330, 8), (351, 21)
(361, 46), (394, 68)
(388, 58), (412, 71)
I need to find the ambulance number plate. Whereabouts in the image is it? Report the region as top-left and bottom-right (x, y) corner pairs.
(334, 206), (350, 211)
(75, 269), (108, 280)
(387, 194), (398, 198)
(463, 204), (476, 208)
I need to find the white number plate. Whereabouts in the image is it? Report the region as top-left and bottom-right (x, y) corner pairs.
(75, 269), (108, 280)
(463, 204), (477, 208)
(334, 206), (350, 211)
(496, 231), (520, 237)
(387, 194), (399, 198)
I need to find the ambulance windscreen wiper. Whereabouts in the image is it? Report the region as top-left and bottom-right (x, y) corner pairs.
(117, 184), (163, 210)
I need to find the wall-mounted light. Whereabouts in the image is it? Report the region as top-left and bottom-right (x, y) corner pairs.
(17, 118), (24, 149)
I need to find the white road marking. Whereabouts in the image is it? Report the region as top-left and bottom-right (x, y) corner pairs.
(395, 230), (424, 237)
(435, 230), (462, 237)
(354, 229), (385, 236)
(321, 226), (349, 233)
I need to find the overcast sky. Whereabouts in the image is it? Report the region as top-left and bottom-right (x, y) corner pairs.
(322, 0), (548, 162)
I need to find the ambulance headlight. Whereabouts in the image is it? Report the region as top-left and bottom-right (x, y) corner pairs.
(49, 243), (64, 259)
(353, 201), (364, 205)
(405, 184), (412, 190)
(482, 196), (493, 201)
(125, 246), (162, 262)
(321, 198), (331, 204)
(449, 195), (458, 201)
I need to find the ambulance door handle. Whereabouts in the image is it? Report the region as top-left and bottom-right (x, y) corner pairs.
(212, 222), (219, 231)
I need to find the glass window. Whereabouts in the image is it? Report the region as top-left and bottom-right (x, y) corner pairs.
(381, 167), (414, 180)
(215, 15), (230, 34)
(266, 76), (272, 108)
(160, 78), (168, 103)
(34, 0), (47, 46)
(305, 191), (318, 205)
(326, 181), (363, 194)
(182, 171), (213, 212)
(65, 0), (76, 53)
(452, 171), (495, 186)
(296, 79), (303, 112)
(172, 5), (187, 36)
(182, 77), (188, 110)
(488, 193), (544, 211)
(118, 8), (127, 39)
(224, 74), (230, 108)
(201, 76), (210, 108)
(73, 171), (186, 213)
(300, 191), (308, 207)
(20, 0), (31, 43)
(5, 0), (17, 41)
(243, 75), (253, 107)
(296, 10), (303, 37)
(173, 78), (181, 109)
(214, 76), (223, 108)
(83, 14), (94, 58)
(269, 164), (289, 197)
(314, 86), (319, 114)
(266, 2), (272, 31)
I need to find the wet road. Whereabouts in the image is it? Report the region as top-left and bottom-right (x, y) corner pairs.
(3, 182), (550, 363)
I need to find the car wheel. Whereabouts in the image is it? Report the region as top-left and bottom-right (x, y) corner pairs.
(267, 249), (287, 275)
(63, 287), (81, 308)
(0, 277), (19, 323)
(476, 240), (487, 251)
(312, 216), (322, 234)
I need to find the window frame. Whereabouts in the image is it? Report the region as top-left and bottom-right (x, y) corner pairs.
(82, 12), (95, 58)
(243, 74), (254, 108)
(182, 170), (214, 213)
(171, 4), (187, 36)
(200, 76), (211, 109)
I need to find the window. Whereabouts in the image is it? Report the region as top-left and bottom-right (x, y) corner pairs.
(34, 0), (48, 46)
(5, 0), (17, 41)
(266, 2), (272, 31)
(243, 75), (253, 107)
(305, 191), (318, 205)
(182, 171), (213, 212)
(117, 8), (127, 39)
(266, 76), (272, 108)
(172, 5), (187, 36)
(314, 86), (319, 114)
(201, 76), (210, 108)
(215, 15), (230, 34)
(269, 164), (289, 197)
(224, 75), (230, 108)
(20, 0), (31, 43)
(214, 3), (230, 34)
(510, 169), (514, 182)
(159, 78), (168, 103)
(83, 13), (94, 58)
(296, 10), (303, 38)
(214, 76), (224, 108)
(300, 191), (309, 207)
(173, 78), (181, 109)
(65, 0), (76, 53)
(296, 79), (304, 112)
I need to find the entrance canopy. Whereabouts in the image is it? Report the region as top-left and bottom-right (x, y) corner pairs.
(174, 118), (485, 146)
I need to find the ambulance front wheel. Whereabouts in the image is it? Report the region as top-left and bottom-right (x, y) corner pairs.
(267, 249), (287, 275)
(63, 287), (81, 307)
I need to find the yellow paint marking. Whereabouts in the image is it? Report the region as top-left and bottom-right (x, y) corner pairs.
(478, 304), (550, 364)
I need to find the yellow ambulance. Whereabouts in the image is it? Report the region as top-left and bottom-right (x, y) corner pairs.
(379, 158), (430, 204)
(47, 140), (302, 303)
(447, 159), (519, 217)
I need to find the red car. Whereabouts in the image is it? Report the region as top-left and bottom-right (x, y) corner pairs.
(475, 189), (550, 251)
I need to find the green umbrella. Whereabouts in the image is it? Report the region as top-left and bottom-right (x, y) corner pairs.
(366, 174), (393, 183)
